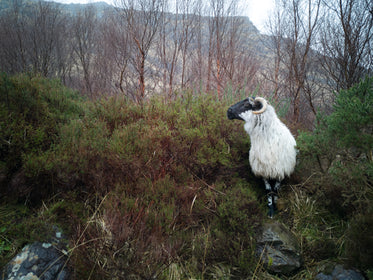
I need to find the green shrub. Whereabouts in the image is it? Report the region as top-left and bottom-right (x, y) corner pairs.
(1, 75), (270, 278)
(296, 76), (373, 270)
(212, 180), (263, 276)
(28, 91), (251, 194)
(0, 73), (85, 192)
(328, 76), (373, 156)
(297, 76), (373, 213)
(14, 88), (259, 278)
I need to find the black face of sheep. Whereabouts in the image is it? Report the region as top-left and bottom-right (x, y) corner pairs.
(227, 96), (297, 218)
(227, 97), (265, 121)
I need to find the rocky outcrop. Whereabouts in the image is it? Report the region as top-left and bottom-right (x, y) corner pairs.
(256, 221), (302, 275)
(2, 231), (69, 280)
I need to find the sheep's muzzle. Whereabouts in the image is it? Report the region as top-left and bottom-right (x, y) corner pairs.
(227, 98), (251, 121)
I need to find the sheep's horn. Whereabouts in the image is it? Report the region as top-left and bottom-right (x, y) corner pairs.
(252, 97), (268, 114)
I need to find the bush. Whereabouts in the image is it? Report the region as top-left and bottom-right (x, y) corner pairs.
(26, 92), (251, 195)
(3, 86), (262, 278)
(5, 73), (373, 278)
(212, 180), (263, 275)
(0, 73), (85, 198)
(328, 76), (373, 156)
(297, 77), (373, 213)
(296, 77), (373, 270)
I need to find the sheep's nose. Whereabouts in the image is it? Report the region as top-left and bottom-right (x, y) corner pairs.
(227, 107), (234, 119)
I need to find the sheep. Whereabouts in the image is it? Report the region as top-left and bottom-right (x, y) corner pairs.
(227, 97), (297, 217)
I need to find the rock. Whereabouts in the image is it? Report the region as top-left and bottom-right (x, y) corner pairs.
(316, 264), (365, 280)
(2, 230), (69, 280)
(256, 221), (302, 275)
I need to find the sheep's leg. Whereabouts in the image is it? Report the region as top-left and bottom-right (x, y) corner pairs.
(274, 181), (281, 191)
(273, 181), (281, 206)
(264, 179), (276, 218)
(267, 195), (275, 218)
(264, 179), (272, 191)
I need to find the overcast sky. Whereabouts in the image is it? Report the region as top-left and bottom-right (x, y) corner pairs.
(246, 0), (274, 33)
(50, 0), (275, 33)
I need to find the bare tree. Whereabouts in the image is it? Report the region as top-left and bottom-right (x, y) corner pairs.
(55, 19), (74, 86)
(157, 0), (199, 98)
(179, 0), (199, 89)
(265, 7), (285, 100)
(116, 0), (165, 102)
(158, 0), (180, 98)
(0, 0), (28, 74)
(27, 1), (67, 77)
(71, 5), (98, 96)
(267, 0), (322, 124)
(319, 0), (373, 92)
(207, 0), (260, 99)
(189, 0), (206, 90)
(0, 0), (69, 79)
(96, 9), (134, 97)
(220, 17), (261, 95)
(206, 3), (216, 93)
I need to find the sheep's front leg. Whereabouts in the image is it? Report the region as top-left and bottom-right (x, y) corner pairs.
(267, 195), (275, 218)
(264, 179), (272, 191)
(273, 181), (280, 207)
(263, 179), (282, 218)
(264, 179), (276, 218)
(274, 181), (281, 191)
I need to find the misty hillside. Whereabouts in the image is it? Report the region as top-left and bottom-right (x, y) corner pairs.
(0, 0), (274, 100)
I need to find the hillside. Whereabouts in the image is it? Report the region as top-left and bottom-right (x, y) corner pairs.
(0, 0), (274, 100)
(0, 0), (263, 48)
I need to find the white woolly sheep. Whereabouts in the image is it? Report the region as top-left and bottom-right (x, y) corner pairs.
(227, 97), (297, 217)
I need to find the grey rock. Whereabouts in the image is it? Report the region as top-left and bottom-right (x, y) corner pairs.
(2, 230), (69, 280)
(316, 264), (365, 280)
(256, 221), (302, 275)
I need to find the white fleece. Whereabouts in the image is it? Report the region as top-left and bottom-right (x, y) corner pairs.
(239, 105), (297, 181)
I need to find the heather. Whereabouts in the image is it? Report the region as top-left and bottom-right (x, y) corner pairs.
(1, 74), (372, 279)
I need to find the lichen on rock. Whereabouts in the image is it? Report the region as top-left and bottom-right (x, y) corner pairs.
(2, 228), (69, 280)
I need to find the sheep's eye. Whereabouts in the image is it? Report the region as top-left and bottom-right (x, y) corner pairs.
(244, 102), (251, 109)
